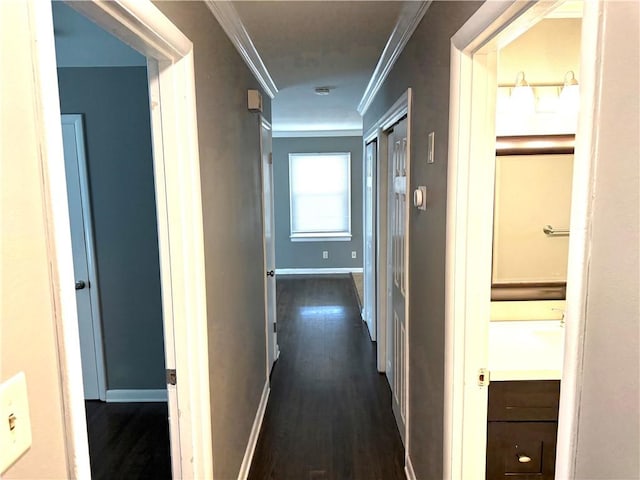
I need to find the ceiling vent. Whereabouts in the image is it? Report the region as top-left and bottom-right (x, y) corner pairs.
(314, 86), (333, 96)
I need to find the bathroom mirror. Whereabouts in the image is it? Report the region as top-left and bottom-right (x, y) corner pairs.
(491, 135), (575, 301)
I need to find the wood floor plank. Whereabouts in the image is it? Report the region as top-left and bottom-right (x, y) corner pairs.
(85, 401), (171, 480)
(248, 275), (405, 480)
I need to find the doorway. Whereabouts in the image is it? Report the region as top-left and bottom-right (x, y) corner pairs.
(60, 114), (107, 401)
(444, 1), (596, 478)
(362, 89), (412, 460)
(31, 1), (212, 477)
(260, 117), (279, 373)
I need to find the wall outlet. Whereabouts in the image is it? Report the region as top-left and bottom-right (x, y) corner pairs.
(0, 372), (32, 474)
(322, 251), (329, 259)
(351, 251), (357, 259)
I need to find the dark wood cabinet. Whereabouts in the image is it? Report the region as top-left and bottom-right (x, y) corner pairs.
(486, 380), (560, 479)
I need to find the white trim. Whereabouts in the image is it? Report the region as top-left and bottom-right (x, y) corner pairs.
(357, 2), (431, 115)
(237, 381), (270, 480)
(106, 389), (168, 403)
(61, 114), (108, 402)
(555, 1), (603, 477)
(275, 268), (363, 275)
(404, 455), (417, 480)
(290, 234), (352, 243)
(36, 1), (213, 478)
(204, 1), (277, 99)
(67, 1), (191, 60)
(379, 92), (410, 132)
(29, 3), (92, 477)
(272, 129), (363, 138)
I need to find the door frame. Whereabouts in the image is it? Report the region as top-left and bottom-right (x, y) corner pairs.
(61, 114), (107, 402)
(30, 1), (212, 478)
(444, 0), (602, 478)
(364, 89), (412, 468)
(362, 139), (378, 342)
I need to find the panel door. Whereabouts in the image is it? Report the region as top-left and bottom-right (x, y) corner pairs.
(363, 140), (377, 340)
(61, 115), (103, 400)
(261, 119), (279, 372)
(387, 118), (408, 445)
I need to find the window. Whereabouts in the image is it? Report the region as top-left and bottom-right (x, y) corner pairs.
(289, 152), (351, 241)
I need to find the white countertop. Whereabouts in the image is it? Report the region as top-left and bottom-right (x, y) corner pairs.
(488, 320), (564, 381)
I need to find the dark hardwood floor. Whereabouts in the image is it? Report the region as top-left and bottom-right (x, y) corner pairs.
(249, 275), (405, 480)
(85, 400), (171, 480)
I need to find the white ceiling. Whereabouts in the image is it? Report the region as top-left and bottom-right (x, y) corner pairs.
(233, 1), (406, 133)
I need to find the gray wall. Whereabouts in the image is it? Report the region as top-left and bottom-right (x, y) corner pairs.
(574, 1), (639, 477)
(153, 3), (271, 479)
(273, 136), (363, 269)
(362, 2), (482, 478)
(57, 67), (166, 390)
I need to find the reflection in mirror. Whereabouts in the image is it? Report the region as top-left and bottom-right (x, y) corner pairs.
(491, 135), (575, 301)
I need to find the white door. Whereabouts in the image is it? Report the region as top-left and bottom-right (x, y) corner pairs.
(363, 141), (377, 341)
(261, 118), (279, 372)
(387, 118), (408, 445)
(61, 114), (106, 401)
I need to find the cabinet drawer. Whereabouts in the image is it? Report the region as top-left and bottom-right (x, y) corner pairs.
(488, 380), (560, 421)
(486, 421), (558, 479)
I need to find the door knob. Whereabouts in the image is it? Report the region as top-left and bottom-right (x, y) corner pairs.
(517, 454), (532, 463)
(75, 280), (87, 290)
(266, 270), (275, 277)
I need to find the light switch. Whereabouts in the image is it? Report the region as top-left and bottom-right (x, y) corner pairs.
(0, 372), (32, 474)
(427, 131), (435, 164)
(351, 251), (357, 259)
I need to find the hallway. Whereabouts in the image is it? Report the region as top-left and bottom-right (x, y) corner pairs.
(248, 275), (405, 480)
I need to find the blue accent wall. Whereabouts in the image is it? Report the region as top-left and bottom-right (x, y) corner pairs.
(58, 66), (166, 390)
(273, 136), (364, 270)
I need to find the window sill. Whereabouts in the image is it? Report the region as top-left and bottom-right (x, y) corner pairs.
(290, 233), (352, 243)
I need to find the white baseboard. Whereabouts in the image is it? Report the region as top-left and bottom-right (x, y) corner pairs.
(275, 267), (363, 275)
(237, 380), (270, 480)
(105, 389), (168, 402)
(405, 454), (417, 480)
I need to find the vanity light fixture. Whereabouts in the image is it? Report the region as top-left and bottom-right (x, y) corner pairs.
(558, 70), (580, 113)
(510, 71), (536, 114)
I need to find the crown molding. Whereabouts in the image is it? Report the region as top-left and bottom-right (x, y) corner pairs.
(272, 129), (363, 138)
(357, 1), (432, 116)
(204, 1), (278, 99)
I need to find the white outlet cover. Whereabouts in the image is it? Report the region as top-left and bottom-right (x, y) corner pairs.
(351, 251), (357, 259)
(322, 251), (329, 259)
(0, 372), (32, 474)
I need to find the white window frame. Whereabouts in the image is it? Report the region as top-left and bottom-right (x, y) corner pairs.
(288, 152), (352, 242)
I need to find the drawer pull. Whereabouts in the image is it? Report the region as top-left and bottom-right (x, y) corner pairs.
(518, 454), (532, 463)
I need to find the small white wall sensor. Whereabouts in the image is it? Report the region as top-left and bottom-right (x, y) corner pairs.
(247, 89), (263, 112)
(414, 186), (427, 211)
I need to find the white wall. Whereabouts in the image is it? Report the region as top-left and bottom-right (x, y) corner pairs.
(1, 2), (69, 478)
(573, 1), (639, 477)
(497, 18), (581, 136)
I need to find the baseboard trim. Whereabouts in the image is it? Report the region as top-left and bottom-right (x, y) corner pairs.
(405, 454), (417, 480)
(237, 380), (270, 480)
(276, 267), (364, 275)
(105, 389), (168, 402)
